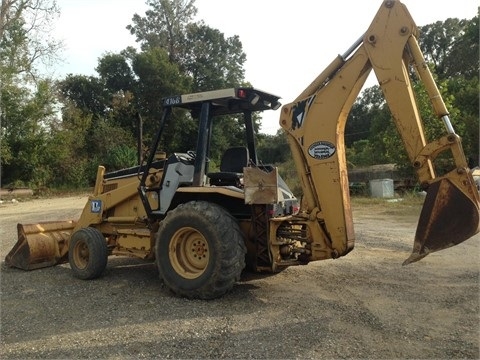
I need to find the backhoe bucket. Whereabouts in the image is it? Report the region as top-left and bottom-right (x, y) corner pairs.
(403, 178), (480, 265)
(5, 221), (76, 270)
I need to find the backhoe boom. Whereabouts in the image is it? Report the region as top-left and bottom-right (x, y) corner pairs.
(279, 0), (479, 264)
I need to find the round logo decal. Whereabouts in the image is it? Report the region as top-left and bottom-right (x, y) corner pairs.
(308, 141), (336, 159)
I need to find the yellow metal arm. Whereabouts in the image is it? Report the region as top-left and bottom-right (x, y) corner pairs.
(279, 0), (479, 263)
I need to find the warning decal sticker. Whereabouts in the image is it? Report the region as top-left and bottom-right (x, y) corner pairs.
(308, 141), (336, 160)
(91, 200), (102, 213)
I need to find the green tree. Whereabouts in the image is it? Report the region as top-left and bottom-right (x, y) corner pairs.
(128, 0), (197, 63)
(418, 16), (479, 166)
(182, 21), (246, 90)
(419, 16), (478, 80)
(46, 106), (91, 187)
(54, 0), (251, 179)
(57, 73), (140, 180)
(56, 47), (192, 176)
(256, 130), (290, 165)
(127, 0), (246, 91)
(345, 102), (371, 148)
(90, 121), (137, 171)
(105, 144), (138, 171)
(1, 0), (63, 187)
(442, 16), (479, 80)
(345, 15), (479, 172)
(446, 75), (479, 167)
(96, 53), (136, 93)
(95, 52), (139, 141)
(0, 0), (62, 81)
(58, 74), (109, 118)
(131, 46), (192, 149)
(345, 86), (385, 149)
(1, 79), (58, 186)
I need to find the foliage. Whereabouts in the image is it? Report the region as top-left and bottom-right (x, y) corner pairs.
(1, 79), (57, 186)
(124, 0), (249, 165)
(58, 74), (109, 118)
(96, 53), (136, 93)
(104, 144), (138, 171)
(255, 130), (302, 195)
(419, 16), (479, 79)
(131, 46), (192, 139)
(345, 15), (479, 176)
(277, 156), (303, 197)
(345, 86), (389, 166)
(345, 139), (376, 167)
(89, 120), (137, 164)
(0, 0), (62, 81)
(0, 0), (63, 188)
(446, 75), (479, 167)
(127, 0), (245, 91)
(55, 0), (250, 174)
(182, 21), (246, 90)
(256, 130), (290, 165)
(127, 0), (197, 63)
(46, 112), (89, 187)
(0, 1), (477, 191)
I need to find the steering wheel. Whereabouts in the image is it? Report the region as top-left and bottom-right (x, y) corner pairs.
(186, 150), (196, 159)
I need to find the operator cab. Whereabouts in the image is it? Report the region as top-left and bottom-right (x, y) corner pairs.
(161, 87), (282, 187)
(139, 87), (298, 218)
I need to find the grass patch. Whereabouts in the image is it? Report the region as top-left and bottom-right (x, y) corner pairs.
(34, 187), (93, 198)
(351, 193), (425, 206)
(351, 192), (425, 217)
(0, 186), (93, 203)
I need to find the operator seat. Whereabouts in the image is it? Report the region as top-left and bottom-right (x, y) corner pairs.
(208, 147), (249, 187)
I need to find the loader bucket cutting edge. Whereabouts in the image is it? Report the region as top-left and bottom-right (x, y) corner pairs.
(5, 220), (76, 270)
(403, 178), (480, 265)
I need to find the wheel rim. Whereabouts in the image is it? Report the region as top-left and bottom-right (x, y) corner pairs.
(169, 227), (209, 279)
(72, 240), (89, 269)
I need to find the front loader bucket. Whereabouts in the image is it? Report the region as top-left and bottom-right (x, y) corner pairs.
(403, 178), (480, 265)
(5, 221), (76, 270)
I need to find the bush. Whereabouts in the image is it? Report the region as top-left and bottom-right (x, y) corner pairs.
(105, 145), (138, 171)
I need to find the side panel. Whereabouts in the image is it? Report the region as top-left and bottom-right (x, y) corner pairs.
(160, 162), (195, 214)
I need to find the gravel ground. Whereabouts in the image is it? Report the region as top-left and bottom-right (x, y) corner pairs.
(0, 195), (479, 359)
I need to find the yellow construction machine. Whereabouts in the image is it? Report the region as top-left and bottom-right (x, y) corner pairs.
(6, 0), (479, 299)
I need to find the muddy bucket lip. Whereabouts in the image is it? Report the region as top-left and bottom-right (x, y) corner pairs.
(5, 220), (76, 270)
(403, 178), (480, 265)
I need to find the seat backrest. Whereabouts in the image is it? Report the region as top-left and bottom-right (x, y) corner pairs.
(220, 147), (249, 173)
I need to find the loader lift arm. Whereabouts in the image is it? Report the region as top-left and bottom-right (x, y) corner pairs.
(279, 0), (479, 264)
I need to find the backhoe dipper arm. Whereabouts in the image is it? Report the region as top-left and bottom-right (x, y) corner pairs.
(279, 0), (479, 264)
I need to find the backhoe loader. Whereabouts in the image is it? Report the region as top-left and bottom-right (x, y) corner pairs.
(5, 0), (479, 299)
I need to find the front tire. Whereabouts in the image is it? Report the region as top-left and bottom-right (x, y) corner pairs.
(156, 201), (246, 299)
(69, 227), (108, 280)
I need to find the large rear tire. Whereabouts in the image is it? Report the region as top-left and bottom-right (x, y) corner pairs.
(156, 201), (246, 299)
(69, 227), (108, 280)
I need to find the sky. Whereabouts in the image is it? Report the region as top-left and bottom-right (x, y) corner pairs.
(52, 0), (479, 134)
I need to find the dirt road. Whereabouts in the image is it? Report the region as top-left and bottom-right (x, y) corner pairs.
(1, 196), (479, 359)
